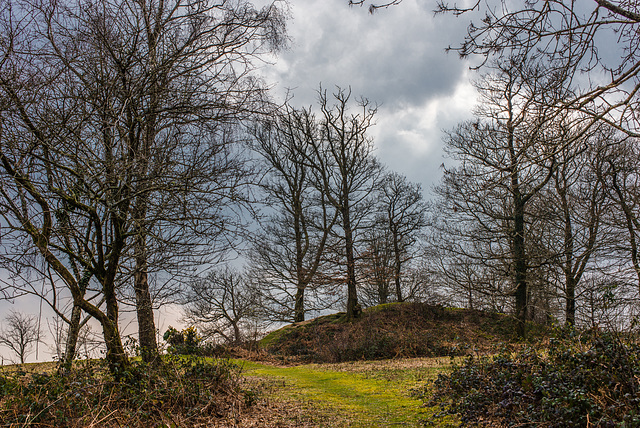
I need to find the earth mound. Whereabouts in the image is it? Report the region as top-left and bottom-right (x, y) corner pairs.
(260, 302), (531, 363)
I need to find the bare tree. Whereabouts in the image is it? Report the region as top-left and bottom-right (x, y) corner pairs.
(249, 104), (339, 322)
(0, 0), (287, 374)
(425, 206), (515, 313)
(0, 311), (43, 364)
(351, 1), (640, 136)
(597, 135), (640, 294)
(305, 86), (382, 319)
(359, 224), (394, 305)
(183, 267), (259, 345)
(432, 58), (567, 337)
(534, 124), (612, 325)
(436, 1), (640, 138)
(376, 171), (426, 302)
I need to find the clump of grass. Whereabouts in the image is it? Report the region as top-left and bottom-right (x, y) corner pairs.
(0, 355), (253, 427)
(426, 328), (640, 427)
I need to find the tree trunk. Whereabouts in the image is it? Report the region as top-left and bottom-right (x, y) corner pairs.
(101, 272), (130, 377)
(134, 226), (159, 363)
(393, 233), (403, 302)
(232, 321), (242, 345)
(294, 205), (306, 323)
(59, 304), (82, 374)
(343, 206), (360, 319)
(294, 286), (305, 322)
(102, 318), (129, 377)
(513, 200), (528, 338)
(565, 276), (576, 326)
(379, 282), (389, 304)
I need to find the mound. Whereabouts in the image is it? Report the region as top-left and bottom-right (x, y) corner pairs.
(260, 303), (529, 363)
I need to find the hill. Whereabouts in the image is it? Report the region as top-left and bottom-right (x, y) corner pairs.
(260, 302), (532, 363)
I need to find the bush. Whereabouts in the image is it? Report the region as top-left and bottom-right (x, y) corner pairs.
(163, 325), (203, 355)
(0, 356), (252, 427)
(427, 329), (640, 427)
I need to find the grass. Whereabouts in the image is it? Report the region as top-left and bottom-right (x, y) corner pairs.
(0, 360), (56, 374)
(0, 356), (460, 427)
(239, 357), (460, 427)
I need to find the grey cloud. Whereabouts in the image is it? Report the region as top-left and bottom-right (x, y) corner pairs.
(269, 0), (470, 109)
(263, 0), (477, 194)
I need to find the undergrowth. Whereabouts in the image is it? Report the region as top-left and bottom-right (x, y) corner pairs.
(426, 328), (640, 427)
(261, 303), (534, 363)
(0, 355), (252, 427)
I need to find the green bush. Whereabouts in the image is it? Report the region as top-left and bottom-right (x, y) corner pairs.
(427, 329), (640, 427)
(163, 325), (203, 355)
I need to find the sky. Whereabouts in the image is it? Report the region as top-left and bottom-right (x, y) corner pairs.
(0, 0), (481, 364)
(1, 0), (635, 364)
(259, 0), (479, 193)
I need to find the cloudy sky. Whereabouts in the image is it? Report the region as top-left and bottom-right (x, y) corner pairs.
(0, 0), (481, 363)
(260, 0), (479, 193)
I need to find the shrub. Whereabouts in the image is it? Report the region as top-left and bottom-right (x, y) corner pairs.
(163, 325), (203, 355)
(427, 329), (640, 427)
(0, 356), (252, 427)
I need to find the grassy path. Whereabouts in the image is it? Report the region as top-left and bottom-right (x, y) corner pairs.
(238, 358), (456, 427)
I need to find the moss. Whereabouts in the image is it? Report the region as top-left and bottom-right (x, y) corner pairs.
(260, 324), (296, 348)
(364, 302), (404, 313)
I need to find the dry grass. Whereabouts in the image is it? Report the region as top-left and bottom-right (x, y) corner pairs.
(260, 303), (532, 364)
(0, 357), (251, 427)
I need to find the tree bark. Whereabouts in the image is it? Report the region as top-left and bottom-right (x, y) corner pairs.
(134, 234), (159, 363)
(294, 286), (305, 322)
(393, 232), (403, 302)
(60, 304), (81, 374)
(513, 200), (528, 338)
(344, 205), (360, 319)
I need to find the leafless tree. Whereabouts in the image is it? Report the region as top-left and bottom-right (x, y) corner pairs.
(436, 1), (640, 138)
(305, 86), (383, 319)
(0, 0), (287, 374)
(183, 267), (259, 345)
(359, 172), (426, 306)
(249, 104), (339, 322)
(0, 311), (44, 365)
(351, 1), (640, 141)
(432, 58), (569, 337)
(425, 209), (514, 313)
(597, 135), (640, 293)
(359, 223), (394, 305)
(375, 171), (426, 302)
(533, 124), (613, 325)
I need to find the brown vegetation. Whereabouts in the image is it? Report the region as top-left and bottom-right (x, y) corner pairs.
(0, 357), (252, 427)
(260, 302), (534, 363)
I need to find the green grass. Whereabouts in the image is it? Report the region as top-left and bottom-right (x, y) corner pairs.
(239, 358), (459, 427)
